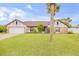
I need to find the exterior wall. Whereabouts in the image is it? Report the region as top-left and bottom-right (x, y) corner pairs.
(7, 20), (29, 33)
(7, 21), (26, 27)
(60, 27), (68, 33)
(54, 21), (68, 33)
(7, 20), (68, 33)
(44, 21), (68, 33)
(54, 21), (67, 28)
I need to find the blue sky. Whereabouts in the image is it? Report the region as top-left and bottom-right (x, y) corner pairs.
(0, 3), (79, 26)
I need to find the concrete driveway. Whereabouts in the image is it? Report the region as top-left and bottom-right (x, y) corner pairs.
(0, 33), (20, 40)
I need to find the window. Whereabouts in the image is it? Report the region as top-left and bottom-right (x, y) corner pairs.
(57, 21), (59, 25)
(16, 21), (18, 25)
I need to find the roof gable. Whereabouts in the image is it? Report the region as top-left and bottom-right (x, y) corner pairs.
(6, 19), (25, 26)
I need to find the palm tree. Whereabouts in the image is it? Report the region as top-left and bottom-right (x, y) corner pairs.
(60, 17), (72, 23)
(58, 17), (72, 28)
(47, 3), (60, 42)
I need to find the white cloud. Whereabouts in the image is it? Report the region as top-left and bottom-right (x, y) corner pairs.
(0, 7), (9, 21)
(0, 7), (28, 21)
(0, 10), (5, 17)
(0, 7), (11, 13)
(26, 4), (32, 10)
(9, 8), (27, 21)
(0, 17), (7, 21)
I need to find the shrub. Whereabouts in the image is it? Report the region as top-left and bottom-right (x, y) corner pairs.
(31, 29), (37, 33)
(37, 24), (45, 33)
(0, 25), (7, 33)
(67, 31), (73, 34)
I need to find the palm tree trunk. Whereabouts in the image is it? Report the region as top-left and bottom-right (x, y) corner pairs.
(50, 14), (54, 42)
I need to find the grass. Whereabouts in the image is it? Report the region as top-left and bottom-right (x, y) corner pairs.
(0, 33), (79, 56)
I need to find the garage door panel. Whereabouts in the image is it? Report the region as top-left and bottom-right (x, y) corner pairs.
(9, 27), (25, 33)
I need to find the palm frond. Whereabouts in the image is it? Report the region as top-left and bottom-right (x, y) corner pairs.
(47, 3), (60, 15)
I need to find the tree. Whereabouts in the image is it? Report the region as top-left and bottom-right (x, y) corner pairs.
(0, 25), (7, 33)
(60, 17), (72, 23)
(58, 17), (72, 28)
(66, 17), (72, 22)
(47, 3), (60, 42)
(37, 24), (45, 33)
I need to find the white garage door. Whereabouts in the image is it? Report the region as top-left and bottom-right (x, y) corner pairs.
(9, 27), (25, 33)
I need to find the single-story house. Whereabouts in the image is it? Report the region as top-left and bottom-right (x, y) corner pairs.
(6, 19), (68, 33)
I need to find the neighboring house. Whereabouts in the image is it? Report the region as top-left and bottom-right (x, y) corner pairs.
(68, 24), (79, 33)
(6, 19), (68, 33)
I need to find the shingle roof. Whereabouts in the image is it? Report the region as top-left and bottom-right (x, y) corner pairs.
(23, 21), (50, 26)
(6, 19), (56, 26)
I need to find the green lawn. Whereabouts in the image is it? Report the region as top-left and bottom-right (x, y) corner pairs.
(0, 33), (79, 56)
